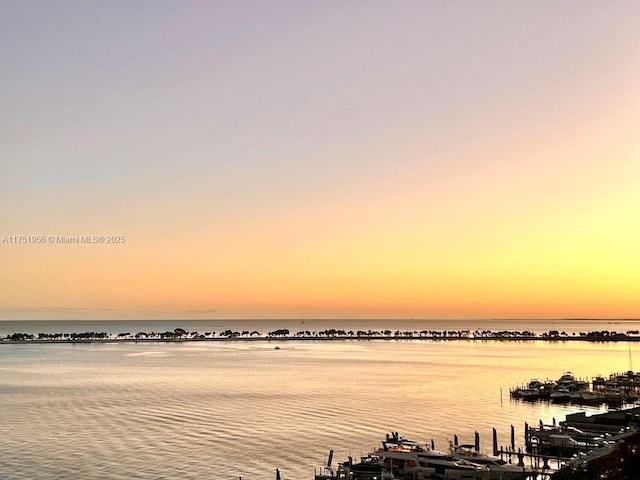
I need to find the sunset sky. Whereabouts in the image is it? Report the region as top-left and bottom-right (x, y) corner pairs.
(1, 1), (639, 320)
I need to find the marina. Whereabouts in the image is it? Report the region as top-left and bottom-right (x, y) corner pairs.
(510, 370), (640, 406)
(310, 366), (640, 480)
(314, 432), (533, 480)
(313, 406), (640, 480)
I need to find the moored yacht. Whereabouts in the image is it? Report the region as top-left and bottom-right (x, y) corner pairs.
(572, 391), (605, 405)
(449, 444), (534, 480)
(550, 388), (571, 403)
(372, 433), (490, 480)
(314, 450), (396, 480)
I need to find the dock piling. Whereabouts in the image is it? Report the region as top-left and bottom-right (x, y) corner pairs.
(511, 424), (515, 450)
(492, 428), (498, 456)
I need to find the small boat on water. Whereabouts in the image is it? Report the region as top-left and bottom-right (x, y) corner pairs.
(314, 457), (395, 480)
(519, 388), (540, 401)
(550, 388), (571, 403)
(604, 388), (623, 404)
(572, 391), (605, 405)
(557, 372), (576, 386)
(449, 444), (533, 480)
(315, 448), (396, 480)
(527, 426), (604, 456)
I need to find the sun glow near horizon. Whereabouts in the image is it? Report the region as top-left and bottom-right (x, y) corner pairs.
(1, 1), (639, 320)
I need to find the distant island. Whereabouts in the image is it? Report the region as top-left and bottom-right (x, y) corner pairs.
(3, 327), (640, 343)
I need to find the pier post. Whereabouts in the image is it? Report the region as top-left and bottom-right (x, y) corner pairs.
(454, 434), (458, 446)
(511, 424), (515, 450)
(542, 456), (550, 470)
(431, 438), (435, 450)
(474, 431), (480, 452)
(492, 428), (498, 456)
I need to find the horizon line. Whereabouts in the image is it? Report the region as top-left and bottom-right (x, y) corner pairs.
(1, 317), (639, 322)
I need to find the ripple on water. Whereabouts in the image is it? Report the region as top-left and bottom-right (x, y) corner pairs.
(0, 340), (626, 479)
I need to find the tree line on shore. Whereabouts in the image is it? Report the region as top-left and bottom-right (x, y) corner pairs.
(4, 327), (640, 342)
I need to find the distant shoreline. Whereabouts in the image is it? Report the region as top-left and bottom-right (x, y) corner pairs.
(3, 332), (640, 345)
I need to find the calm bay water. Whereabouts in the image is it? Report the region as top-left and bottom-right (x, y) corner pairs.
(2, 320), (640, 479)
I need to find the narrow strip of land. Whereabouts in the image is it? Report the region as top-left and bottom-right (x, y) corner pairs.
(3, 327), (639, 344)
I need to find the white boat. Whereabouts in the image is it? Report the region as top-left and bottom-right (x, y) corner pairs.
(449, 444), (533, 480)
(558, 372), (576, 384)
(527, 379), (543, 389)
(604, 388), (623, 403)
(519, 389), (540, 401)
(314, 450), (396, 480)
(315, 461), (396, 480)
(371, 433), (490, 480)
(572, 391), (604, 405)
(550, 388), (571, 402)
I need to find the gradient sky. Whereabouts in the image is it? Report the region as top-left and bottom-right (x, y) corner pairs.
(1, 1), (639, 320)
